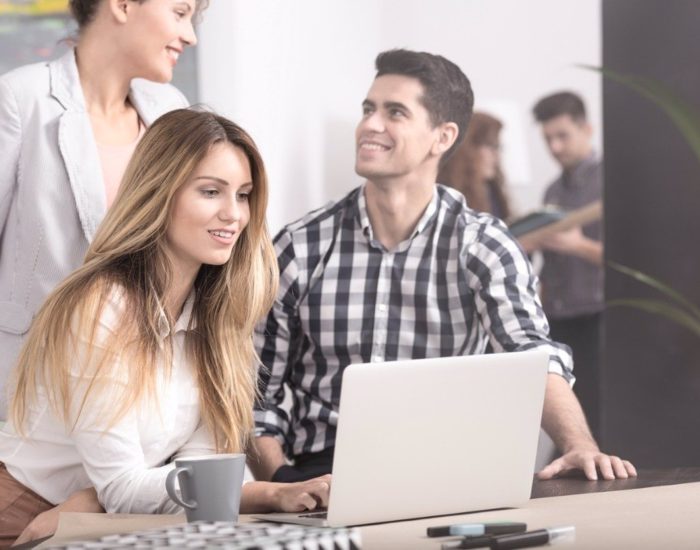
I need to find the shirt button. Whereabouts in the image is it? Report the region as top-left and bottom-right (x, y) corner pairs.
(373, 356), (384, 363)
(378, 304), (388, 313)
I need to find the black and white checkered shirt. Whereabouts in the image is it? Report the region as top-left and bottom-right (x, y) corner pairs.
(255, 184), (573, 457)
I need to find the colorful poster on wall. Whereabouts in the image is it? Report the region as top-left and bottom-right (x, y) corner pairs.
(0, 0), (69, 16)
(0, 2), (73, 73)
(0, 0), (198, 101)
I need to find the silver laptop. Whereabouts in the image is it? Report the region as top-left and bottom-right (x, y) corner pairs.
(254, 350), (548, 527)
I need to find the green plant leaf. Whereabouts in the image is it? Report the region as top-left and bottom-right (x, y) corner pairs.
(582, 66), (700, 338)
(581, 65), (700, 166)
(609, 298), (700, 337)
(608, 261), (700, 321)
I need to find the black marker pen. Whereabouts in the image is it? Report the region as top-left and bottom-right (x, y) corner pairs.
(428, 522), (527, 537)
(441, 534), (495, 549)
(491, 526), (575, 549)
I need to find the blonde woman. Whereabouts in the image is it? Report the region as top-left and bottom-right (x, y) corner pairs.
(0, 0), (206, 419)
(0, 109), (330, 546)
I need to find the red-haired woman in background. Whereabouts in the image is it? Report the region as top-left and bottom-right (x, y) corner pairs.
(438, 111), (512, 222)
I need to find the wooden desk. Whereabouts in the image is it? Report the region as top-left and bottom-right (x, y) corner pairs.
(38, 469), (700, 549)
(531, 467), (700, 498)
(358, 469), (700, 549)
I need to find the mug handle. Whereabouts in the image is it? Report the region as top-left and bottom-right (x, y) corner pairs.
(165, 466), (197, 509)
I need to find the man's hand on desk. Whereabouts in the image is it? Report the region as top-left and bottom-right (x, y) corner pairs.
(537, 448), (637, 481)
(540, 374), (636, 481)
(14, 487), (103, 545)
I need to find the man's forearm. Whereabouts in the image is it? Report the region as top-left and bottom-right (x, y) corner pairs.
(541, 373), (598, 453)
(536, 228), (603, 266)
(247, 435), (288, 481)
(572, 237), (603, 266)
(538, 373), (637, 481)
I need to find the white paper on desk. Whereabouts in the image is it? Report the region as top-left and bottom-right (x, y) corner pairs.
(37, 512), (186, 548)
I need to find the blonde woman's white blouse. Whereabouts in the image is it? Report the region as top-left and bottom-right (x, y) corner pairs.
(0, 289), (215, 513)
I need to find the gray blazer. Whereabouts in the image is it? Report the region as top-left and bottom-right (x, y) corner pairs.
(0, 50), (188, 418)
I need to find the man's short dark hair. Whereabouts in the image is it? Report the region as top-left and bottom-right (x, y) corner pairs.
(375, 49), (474, 163)
(533, 91), (587, 123)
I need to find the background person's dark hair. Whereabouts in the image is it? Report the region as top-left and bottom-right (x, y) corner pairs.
(69, 0), (104, 27)
(69, 0), (209, 29)
(375, 49), (474, 163)
(533, 91), (587, 123)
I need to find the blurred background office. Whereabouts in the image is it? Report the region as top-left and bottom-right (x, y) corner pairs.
(196, 0), (601, 232)
(0, 0), (602, 229)
(4, 0), (700, 469)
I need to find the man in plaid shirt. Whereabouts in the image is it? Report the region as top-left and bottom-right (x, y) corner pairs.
(250, 49), (636, 486)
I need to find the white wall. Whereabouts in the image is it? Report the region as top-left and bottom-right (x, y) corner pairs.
(198, 0), (601, 233)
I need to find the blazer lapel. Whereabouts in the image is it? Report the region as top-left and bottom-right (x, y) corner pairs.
(129, 79), (161, 127)
(51, 50), (106, 243)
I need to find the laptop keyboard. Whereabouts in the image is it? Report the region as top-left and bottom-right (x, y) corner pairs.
(45, 521), (360, 549)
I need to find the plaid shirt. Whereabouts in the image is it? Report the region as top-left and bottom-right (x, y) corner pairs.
(255, 184), (573, 457)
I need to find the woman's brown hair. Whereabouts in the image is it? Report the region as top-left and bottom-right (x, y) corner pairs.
(438, 111), (511, 221)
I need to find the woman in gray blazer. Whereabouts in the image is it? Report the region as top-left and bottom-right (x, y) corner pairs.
(0, 0), (202, 420)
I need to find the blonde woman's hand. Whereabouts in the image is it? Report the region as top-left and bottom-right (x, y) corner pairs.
(272, 474), (332, 512)
(14, 488), (103, 545)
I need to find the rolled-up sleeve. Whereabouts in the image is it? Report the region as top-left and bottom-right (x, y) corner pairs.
(465, 218), (575, 383)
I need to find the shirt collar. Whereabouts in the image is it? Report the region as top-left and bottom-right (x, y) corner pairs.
(563, 151), (599, 187)
(356, 183), (440, 250)
(156, 290), (195, 340)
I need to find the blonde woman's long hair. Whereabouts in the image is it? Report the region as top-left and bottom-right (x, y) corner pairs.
(10, 109), (278, 453)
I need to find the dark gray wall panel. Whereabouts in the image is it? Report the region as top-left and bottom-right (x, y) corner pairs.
(603, 0), (700, 466)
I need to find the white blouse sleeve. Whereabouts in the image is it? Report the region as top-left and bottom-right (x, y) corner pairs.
(65, 292), (188, 514)
(69, 392), (181, 514)
(172, 420), (217, 459)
